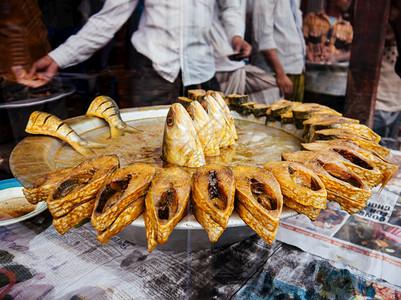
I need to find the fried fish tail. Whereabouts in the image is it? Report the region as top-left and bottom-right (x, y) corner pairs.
(86, 95), (139, 138)
(25, 111), (107, 157)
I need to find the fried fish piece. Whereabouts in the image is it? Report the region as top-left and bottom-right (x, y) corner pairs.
(47, 155), (119, 219)
(91, 164), (156, 235)
(269, 99), (301, 121)
(302, 114), (359, 142)
(25, 111), (107, 157)
(210, 91), (238, 140)
(264, 161), (327, 220)
(97, 196), (146, 244)
(187, 100), (220, 156)
(86, 95), (139, 138)
(233, 165), (283, 245)
(301, 144), (383, 188)
(292, 103), (342, 129)
(22, 167), (73, 204)
(311, 128), (390, 158)
(201, 95), (236, 148)
(144, 167), (191, 252)
(161, 103), (206, 168)
(303, 140), (398, 190)
(53, 199), (94, 235)
(192, 164), (235, 242)
(282, 150), (373, 214)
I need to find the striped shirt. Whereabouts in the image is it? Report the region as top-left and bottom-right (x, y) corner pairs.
(49, 0), (245, 86)
(250, 0), (306, 75)
(303, 10), (353, 55)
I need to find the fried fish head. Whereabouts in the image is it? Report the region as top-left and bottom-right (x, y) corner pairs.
(161, 103), (206, 168)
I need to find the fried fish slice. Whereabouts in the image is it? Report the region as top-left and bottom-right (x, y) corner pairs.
(311, 128), (390, 158)
(22, 167), (73, 204)
(233, 165), (283, 245)
(86, 95), (139, 138)
(97, 196), (145, 244)
(210, 91), (238, 140)
(292, 103), (342, 129)
(47, 155), (119, 218)
(161, 103), (206, 168)
(187, 101), (220, 156)
(301, 145), (383, 188)
(53, 199), (94, 235)
(201, 95), (236, 148)
(302, 114), (359, 142)
(144, 167), (191, 252)
(282, 150), (373, 214)
(91, 164), (156, 233)
(25, 111), (107, 157)
(264, 161), (327, 220)
(269, 99), (302, 121)
(192, 164), (235, 242)
(303, 140), (398, 190)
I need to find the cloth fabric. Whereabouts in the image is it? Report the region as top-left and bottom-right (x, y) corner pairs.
(249, 0), (305, 75)
(287, 73), (304, 102)
(303, 9), (353, 56)
(375, 46), (401, 111)
(373, 110), (401, 149)
(214, 64), (280, 105)
(49, 0), (245, 86)
(373, 45), (401, 150)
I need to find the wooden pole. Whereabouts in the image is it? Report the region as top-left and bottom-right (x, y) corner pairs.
(344, 0), (391, 127)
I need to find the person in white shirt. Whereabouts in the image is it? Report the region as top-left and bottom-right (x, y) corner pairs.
(249, 0), (306, 102)
(28, 0), (251, 105)
(210, 1), (280, 105)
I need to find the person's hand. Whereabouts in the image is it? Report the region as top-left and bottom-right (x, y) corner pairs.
(230, 36), (252, 60)
(306, 44), (327, 62)
(276, 73), (293, 98)
(26, 55), (59, 83)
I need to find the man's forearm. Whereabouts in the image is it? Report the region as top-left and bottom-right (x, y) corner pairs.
(261, 49), (286, 76)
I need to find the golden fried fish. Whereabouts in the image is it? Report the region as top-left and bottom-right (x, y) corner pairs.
(161, 103), (206, 168)
(22, 167), (73, 204)
(91, 164), (156, 238)
(187, 101), (220, 156)
(233, 165), (283, 245)
(292, 103), (342, 129)
(144, 167), (191, 252)
(303, 140), (398, 190)
(311, 128), (390, 158)
(86, 95), (139, 138)
(282, 150), (373, 214)
(210, 91), (238, 140)
(301, 145), (383, 188)
(302, 114), (359, 142)
(192, 164), (235, 242)
(25, 111), (107, 157)
(202, 95), (236, 148)
(97, 196), (146, 244)
(264, 161), (327, 220)
(53, 200), (94, 235)
(48, 155), (119, 219)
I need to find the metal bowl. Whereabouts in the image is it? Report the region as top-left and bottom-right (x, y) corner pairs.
(10, 105), (300, 249)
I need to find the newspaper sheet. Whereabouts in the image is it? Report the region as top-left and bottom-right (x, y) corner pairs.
(276, 151), (401, 287)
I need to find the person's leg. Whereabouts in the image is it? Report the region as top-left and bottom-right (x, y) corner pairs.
(373, 110), (401, 149)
